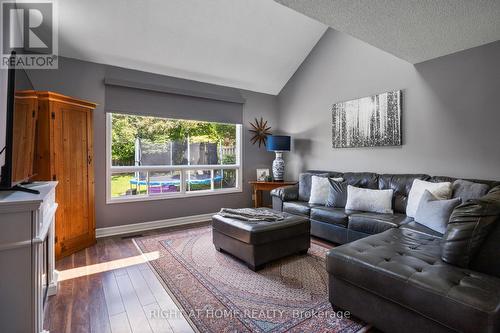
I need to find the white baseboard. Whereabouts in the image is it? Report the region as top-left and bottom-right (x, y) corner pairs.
(95, 212), (215, 238)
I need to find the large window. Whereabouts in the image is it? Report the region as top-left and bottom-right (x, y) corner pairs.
(106, 113), (242, 203)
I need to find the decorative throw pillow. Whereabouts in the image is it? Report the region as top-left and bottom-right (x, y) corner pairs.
(415, 190), (462, 234)
(326, 178), (361, 208)
(345, 185), (394, 214)
(406, 179), (452, 218)
(298, 173), (329, 202)
(452, 179), (489, 202)
(309, 176), (343, 205)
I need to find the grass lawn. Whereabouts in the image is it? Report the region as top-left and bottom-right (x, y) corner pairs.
(111, 174), (147, 197)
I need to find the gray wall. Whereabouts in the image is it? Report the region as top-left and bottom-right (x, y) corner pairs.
(28, 57), (277, 228)
(278, 28), (500, 181)
(25, 28), (500, 228)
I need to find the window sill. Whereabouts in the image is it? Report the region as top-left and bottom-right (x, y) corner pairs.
(106, 187), (243, 204)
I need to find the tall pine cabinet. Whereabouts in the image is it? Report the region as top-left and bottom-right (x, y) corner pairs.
(34, 91), (97, 259)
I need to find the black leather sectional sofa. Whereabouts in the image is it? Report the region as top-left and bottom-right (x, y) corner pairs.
(271, 171), (500, 333)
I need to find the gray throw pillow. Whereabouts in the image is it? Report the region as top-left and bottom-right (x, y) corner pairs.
(415, 190), (462, 234)
(326, 179), (348, 208)
(298, 173), (329, 202)
(452, 179), (489, 202)
(326, 179), (363, 208)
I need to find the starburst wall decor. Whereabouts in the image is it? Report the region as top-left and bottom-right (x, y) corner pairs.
(249, 117), (271, 147)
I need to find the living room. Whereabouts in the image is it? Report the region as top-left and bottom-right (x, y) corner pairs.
(0, 1), (499, 332)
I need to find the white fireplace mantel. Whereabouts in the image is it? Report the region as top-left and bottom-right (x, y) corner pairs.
(0, 182), (59, 333)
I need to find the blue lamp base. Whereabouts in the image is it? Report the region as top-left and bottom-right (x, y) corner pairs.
(272, 151), (285, 181)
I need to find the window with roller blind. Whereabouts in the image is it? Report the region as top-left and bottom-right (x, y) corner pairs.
(103, 75), (245, 203)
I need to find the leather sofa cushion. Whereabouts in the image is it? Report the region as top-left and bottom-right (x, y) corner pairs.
(270, 184), (299, 201)
(212, 212), (309, 245)
(348, 212), (409, 235)
(399, 221), (443, 238)
(310, 207), (350, 227)
(283, 201), (318, 216)
(327, 229), (500, 333)
(471, 221), (500, 278)
(430, 175), (500, 191)
(378, 174), (430, 213)
(442, 185), (500, 268)
(307, 170), (344, 179)
(342, 172), (379, 189)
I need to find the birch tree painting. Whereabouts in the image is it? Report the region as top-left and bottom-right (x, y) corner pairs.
(332, 90), (402, 148)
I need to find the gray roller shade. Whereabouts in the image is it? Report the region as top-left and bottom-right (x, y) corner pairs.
(104, 77), (244, 124)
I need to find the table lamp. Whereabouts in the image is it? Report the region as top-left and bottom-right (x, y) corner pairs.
(266, 135), (291, 181)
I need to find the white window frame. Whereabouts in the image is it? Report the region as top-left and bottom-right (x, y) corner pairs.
(106, 113), (243, 204)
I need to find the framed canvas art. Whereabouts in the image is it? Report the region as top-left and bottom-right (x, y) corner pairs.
(332, 90), (402, 148)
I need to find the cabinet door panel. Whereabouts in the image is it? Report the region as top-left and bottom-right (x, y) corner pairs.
(53, 102), (94, 258)
(12, 95), (37, 181)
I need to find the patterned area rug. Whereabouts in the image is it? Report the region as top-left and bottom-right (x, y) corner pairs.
(134, 225), (364, 333)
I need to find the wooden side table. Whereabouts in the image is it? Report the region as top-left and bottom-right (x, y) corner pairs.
(249, 181), (297, 208)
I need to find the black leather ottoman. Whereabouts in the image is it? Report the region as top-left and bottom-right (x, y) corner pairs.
(212, 209), (310, 271)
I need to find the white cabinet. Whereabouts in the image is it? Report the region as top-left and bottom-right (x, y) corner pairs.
(0, 182), (58, 333)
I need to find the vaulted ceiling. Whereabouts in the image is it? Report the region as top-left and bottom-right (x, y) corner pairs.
(55, 0), (500, 95)
(55, 0), (327, 95)
(275, 0), (500, 64)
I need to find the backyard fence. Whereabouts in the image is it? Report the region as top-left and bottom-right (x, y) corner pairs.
(113, 140), (236, 167)
(221, 146), (236, 156)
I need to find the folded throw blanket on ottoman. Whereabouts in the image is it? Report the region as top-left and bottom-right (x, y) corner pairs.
(218, 208), (285, 222)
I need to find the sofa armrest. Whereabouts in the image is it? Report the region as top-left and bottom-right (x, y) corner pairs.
(271, 184), (299, 201)
(271, 184), (299, 212)
(442, 185), (500, 269)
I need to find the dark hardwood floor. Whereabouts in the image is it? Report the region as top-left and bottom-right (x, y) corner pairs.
(44, 229), (194, 333)
(44, 226), (342, 333)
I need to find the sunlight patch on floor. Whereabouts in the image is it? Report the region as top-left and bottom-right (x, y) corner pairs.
(58, 251), (160, 281)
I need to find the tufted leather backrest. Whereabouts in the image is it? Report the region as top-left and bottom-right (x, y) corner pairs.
(441, 186), (500, 273)
(342, 172), (379, 189)
(307, 170), (343, 178)
(378, 174), (430, 213)
(470, 221), (500, 278)
(299, 170), (499, 209)
(429, 176), (499, 195)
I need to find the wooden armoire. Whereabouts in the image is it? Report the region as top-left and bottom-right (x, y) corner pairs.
(12, 91), (39, 183)
(33, 91), (97, 259)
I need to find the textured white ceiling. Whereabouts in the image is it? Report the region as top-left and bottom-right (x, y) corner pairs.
(54, 0), (326, 95)
(275, 0), (500, 64)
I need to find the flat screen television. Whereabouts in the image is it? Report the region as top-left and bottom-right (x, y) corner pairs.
(0, 52), (39, 194)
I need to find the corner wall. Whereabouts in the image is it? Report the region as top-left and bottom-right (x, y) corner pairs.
(277, 28), (500, 181)
(28, 57), (277, 228)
